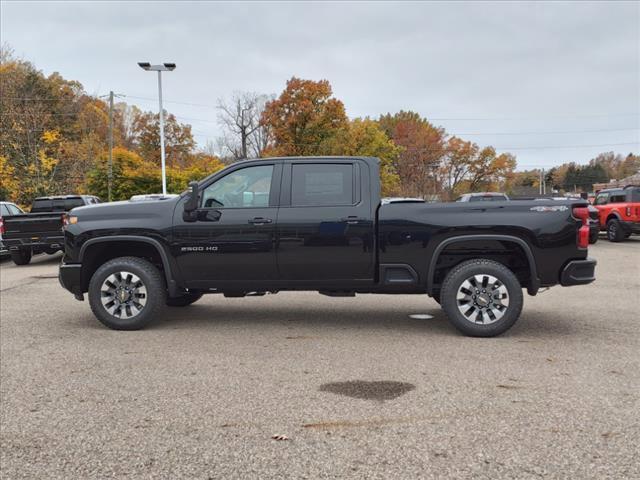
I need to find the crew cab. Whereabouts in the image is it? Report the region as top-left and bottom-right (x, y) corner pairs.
(59, 157), (596, 337)
(2, 195), (101, 265)
(592, 185), (640, 242)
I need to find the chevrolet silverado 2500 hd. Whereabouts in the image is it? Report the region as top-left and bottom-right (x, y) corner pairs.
(59, 157), (596, 336)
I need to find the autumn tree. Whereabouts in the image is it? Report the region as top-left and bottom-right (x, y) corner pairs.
(131, 111), (195, 168)
(217, 92), (273, 160)
(440, 139), (516, 199)
(319, 118), (401, 195)
(260, 77), (347, 156)
(377, 111), (446, 198)
(87, 147), (224, 200)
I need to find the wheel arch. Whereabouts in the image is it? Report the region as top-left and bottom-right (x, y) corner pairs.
(427, 235), (539, 296)
(605, 211), (622, 223)
(79, 236), (178, 295)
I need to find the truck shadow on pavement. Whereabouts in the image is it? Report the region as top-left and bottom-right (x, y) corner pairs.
(138, 301), (578, 338)
(0, 252), (62, 267)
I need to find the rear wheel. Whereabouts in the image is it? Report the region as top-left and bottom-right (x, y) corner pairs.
(440, 259), (523, 337)
(88, 256), (166, 330)
(589, 230), (599, 244)
(606, 219), (625, 242)
(10, 248), (32, 265)
(167, 292), (203, 307)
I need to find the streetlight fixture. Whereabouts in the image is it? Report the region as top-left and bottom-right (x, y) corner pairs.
(137, 62), (176, 195)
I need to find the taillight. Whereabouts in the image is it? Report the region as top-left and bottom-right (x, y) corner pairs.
(572, 207), (589, 249)
(0, 217), (4, 235)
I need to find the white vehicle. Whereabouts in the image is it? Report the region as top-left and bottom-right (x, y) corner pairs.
(0, 201), (25, 257)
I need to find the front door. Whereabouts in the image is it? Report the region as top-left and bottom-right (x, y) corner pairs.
(172, 163), (281, 287)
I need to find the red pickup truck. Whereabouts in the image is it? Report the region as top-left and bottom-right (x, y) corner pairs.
(593, 185), (640, 242)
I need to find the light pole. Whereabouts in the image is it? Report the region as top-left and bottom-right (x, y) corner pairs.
(137, 62), (176, 195)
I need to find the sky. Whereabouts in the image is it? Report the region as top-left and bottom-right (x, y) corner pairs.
(2, 0), (639, 171)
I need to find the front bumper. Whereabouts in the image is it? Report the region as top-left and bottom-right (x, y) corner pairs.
(59, 262), (84, 300)
(560, 258), (596, 286)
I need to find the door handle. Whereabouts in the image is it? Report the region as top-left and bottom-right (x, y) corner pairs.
(248, 217), (273, 225)
(341, 216), (363, 225)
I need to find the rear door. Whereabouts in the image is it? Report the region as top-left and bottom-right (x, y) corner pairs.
(276, 159), (375, 283)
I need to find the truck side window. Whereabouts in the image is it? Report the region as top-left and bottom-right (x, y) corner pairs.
(291, 164), (354, 206)
(594, 194), (608, 205)
(0, 205), (9, 216)
(201, 165), (273, 208)
(609, 194), (626, 203)
(7, 204), (22, 215)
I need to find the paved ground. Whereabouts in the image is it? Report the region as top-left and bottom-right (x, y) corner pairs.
(1, 237), (638, 479)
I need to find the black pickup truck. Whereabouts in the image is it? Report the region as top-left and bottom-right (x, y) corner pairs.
(59, 157), (596, 336)
(2, 195), (101, 265)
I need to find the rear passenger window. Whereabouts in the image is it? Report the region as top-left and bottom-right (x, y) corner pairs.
(609, 194), (626, 203)
(291, 164), (354, 206)
(0, 205), (9, 216)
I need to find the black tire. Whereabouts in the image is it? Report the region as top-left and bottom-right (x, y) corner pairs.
(440, 259), (524, 337)
(589, 229), (599, 244)
(10, 248), (32, 265)
(167, 292), (203, 307)
(88, 256), (166, 330)
(606, 219), (625, 242)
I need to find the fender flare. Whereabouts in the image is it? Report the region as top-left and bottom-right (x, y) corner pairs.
(79, 235), (178, 296)
(605, 211), (622, 223)
(427, 234), (540, 295)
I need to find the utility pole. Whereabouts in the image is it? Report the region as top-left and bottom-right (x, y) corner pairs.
(539, 169), (543, 195)
(542, 168), (546, 195)
(108, 91), (114, 202)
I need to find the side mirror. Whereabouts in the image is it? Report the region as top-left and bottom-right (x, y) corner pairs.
(183, 181), (199, 222)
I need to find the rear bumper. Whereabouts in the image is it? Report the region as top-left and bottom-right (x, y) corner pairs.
(560, 258), (596, 286)
(622, 220), (640, 234)
(59, 262), (84, 300)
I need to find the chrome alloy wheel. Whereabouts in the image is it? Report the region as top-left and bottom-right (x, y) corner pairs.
(100, 271), (148, 319)
(455, 274), (509, 324)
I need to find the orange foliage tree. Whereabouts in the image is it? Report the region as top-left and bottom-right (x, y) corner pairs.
(260, 77), (347, 156)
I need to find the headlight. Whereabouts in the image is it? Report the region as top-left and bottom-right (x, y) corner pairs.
(62, 214), (78, 227)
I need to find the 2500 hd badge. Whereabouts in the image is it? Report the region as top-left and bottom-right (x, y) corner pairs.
(180, 246), (219, 252)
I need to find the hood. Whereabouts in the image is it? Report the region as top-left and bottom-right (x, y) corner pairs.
(70, 196), (181, 220)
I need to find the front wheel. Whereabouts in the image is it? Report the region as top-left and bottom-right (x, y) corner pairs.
(606, 219), (625, 242)
(440, 259), (523, 337)
(88, 256), (166, 330)
(11, 248), (32, 265)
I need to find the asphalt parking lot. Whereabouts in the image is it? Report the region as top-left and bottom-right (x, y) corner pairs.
(1, 238), (638, 479)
